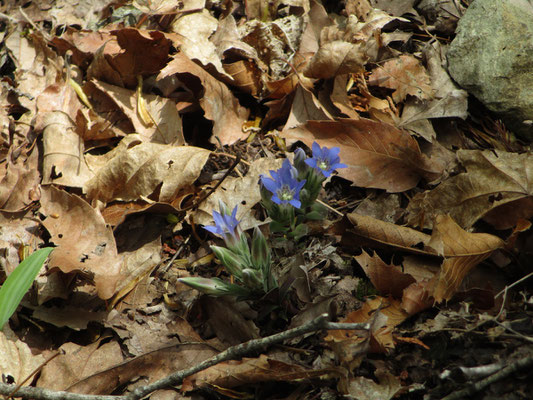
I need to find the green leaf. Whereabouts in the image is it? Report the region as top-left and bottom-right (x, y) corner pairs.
(0, 247), (54, 331)
(290, 223), (309, 240)
(211, 246), (244, 280)
(178, 277), (251, 297)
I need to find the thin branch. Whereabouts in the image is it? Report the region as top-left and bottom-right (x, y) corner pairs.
(0, 384), (117, 400)
(0, 314), (368, 400)
(441, 356), (533, 400)
(127, 314), (368, 400)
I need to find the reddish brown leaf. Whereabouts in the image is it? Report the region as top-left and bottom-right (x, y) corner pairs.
(428, 215), (504, 302)
(368, 54), (433, 103)
(283, 119), (441, 192)
(407, 149), (533, 229)
(354, 250), (416, 298)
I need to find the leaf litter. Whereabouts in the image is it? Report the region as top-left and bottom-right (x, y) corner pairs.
(0, 0), (532, 399)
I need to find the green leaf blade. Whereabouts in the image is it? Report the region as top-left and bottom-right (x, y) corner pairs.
(0, 247), (54, 331)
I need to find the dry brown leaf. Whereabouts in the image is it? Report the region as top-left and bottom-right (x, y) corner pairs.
(368, 54), (433, 103)
(40, 111), (94, 188)
(343, 213), (432, 255)
(304, 41), (367, 79)
(401, 282), (434, 316)
(407, 149), (533, 229)
(84, 135), (210, 204)
(0, 326), (45, 386)
(67, 343), (218, 395)
(158, 52), (249, 145)
(354, 250), (416, 298)
(91, 80), (184, 144)
(344, 368), (402, 400)
(182, 354), (339, 392)
(5, 32), (62, 117)
(40, 186), (123, 300)
(283, 119), (442, 192)
(325, 296), (408, 367)
(331, 74), (360, 119)
(170, 10), (230, 78)
(0, 213), (42, 275)
(0, 146), (40, 211)
(284, 84), (334, 129)
(37, 341), (123, 391)
(429, 215), (504, 302)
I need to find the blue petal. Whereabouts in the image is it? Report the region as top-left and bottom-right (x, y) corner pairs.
(261, 176), (279, 194)
(304, 158), (318, 169)
(289, 198), (301, 208)
(212, 210), (225, 228)
(312, 141), (321, 156)
(271, 194), (282, 205)
(331, 162), (347, 170)
(204, 225), (222, 235)
(327, 147), (341, 159)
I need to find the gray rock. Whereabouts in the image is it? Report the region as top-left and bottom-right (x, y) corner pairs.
(447, 0), (533, 141)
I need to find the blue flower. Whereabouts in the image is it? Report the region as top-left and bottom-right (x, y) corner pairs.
(261, 159), (306, 208)
(304, 142), (347, 178)
(204, 201), (241, 243)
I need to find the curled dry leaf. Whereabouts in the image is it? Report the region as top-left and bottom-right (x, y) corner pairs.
(343, 213), (431, 255)
(40, 185), (122, 300)
(407, 149), (533, 229)
(41, 112), (93, 188)
(325, 296), (409, 367)
(0, 326), (45, 386)
(283, 119), (442, 192)
(91, 79), (184, 145)
(304, 41), (367, 79)
(354, 250), (416, 298)
(0, 146), (40, 211)
(66, 343), (218, 395)
(182, 354), (338, 392)
(37, 341), (123, 391)
(284, 84), (334, 130)
(158, 52), (249, 145)
(429, 215), (504, 302)
(368, 54), (433, 103)
(84, 135), (210, 204)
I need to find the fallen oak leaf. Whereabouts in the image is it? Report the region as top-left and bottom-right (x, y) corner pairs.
(283, 118), (442, 192)
(40, 186), (123, 300)
(407, 149), (533, 229)
(428, 215), (505, 302)
(84, 135), (210, 205)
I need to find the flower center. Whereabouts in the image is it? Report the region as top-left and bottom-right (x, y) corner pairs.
(318, 159), (329, 170)
(278, 185), (294, 201)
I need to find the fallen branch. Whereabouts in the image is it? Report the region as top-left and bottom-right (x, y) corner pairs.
(0, 314), (368, 400)
(441, 356), (533, 400)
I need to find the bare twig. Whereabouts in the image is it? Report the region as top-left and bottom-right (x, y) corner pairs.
(126, 314), (368, 400)
(441, 356), (533, 400)
(0, 314), (368, 400)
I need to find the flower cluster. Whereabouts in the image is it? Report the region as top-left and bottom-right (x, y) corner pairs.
(260, 142), (346, 238)
(180, 142), (346, 300)
(179, 201), (276, 299)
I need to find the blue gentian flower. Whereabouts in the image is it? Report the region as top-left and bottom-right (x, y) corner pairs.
(261, 159), (306, 208)
(204, 201), (241, 243)
(305, 142), (347, 178)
